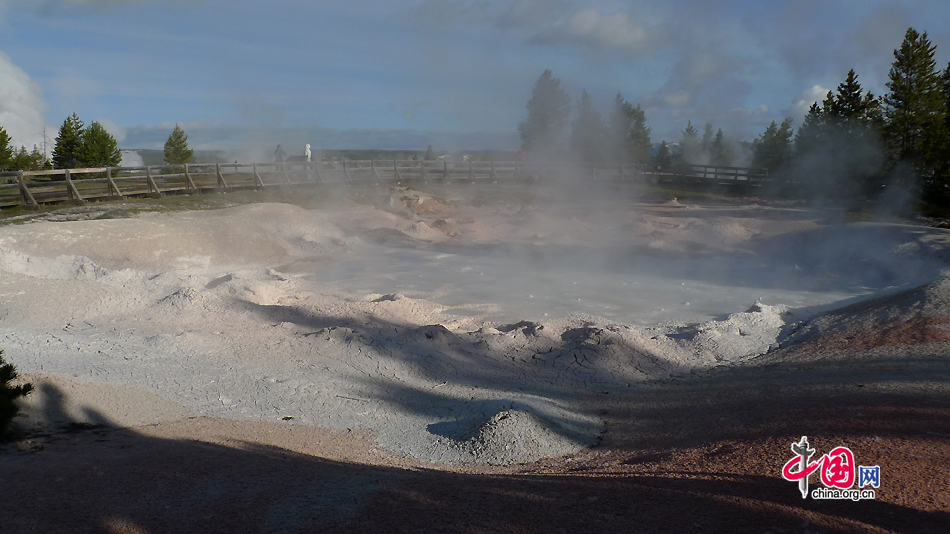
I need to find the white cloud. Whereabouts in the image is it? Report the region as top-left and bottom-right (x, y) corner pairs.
(96, 118), (127, 143)
(0, 51), (48, 149)
(530, 8), (657, 54)
(785, 84), (830, 120)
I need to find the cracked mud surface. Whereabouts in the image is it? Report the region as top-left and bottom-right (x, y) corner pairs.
(1, 183), (949, 532)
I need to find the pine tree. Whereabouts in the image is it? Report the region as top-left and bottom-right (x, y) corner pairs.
(0, 124), (12, 171)
(710, 129), (733, 167)
(883, 28), (948, 185)
(1, 348), (34, 439)
(701, 123), (714, 155)
(78, 122), (122, 168)
(943, 61), (950, 133)
(795, 102), (827, 159)
(827, 70), (882, 136)
(828, 70), (864, 121)
(52, 113), (85, 169)
(163, 124), (194, 165)
(803, 70), (886, 196)
(570, 90), (606, 164)
(752, 118), (794, 172)
(675, 121), (700, 165)
(608, 94), (652, 166)
(628, 104), (653, 167)
(938, 61), (950, 183)
(608, 94), (631, 164)
(518, 70), (571, 155)
(11, 145), (50, 171)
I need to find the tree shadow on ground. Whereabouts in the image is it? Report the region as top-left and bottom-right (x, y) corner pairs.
(2, 340), (949, 533)
(1, 379), (948, 533)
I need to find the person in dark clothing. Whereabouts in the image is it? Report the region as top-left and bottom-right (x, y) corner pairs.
(274, 145), (286, 163)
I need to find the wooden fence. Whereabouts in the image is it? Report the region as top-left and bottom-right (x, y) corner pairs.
(0, 159), (769, 209)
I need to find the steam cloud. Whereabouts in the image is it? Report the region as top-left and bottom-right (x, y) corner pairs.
(529, 8), (658, 54)
(0, 51), (47, 149)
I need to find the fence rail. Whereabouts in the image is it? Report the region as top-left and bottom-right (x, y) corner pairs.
(0, 160), (769, 209)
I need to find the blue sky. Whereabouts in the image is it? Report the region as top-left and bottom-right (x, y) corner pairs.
(1, 0), (948, 155)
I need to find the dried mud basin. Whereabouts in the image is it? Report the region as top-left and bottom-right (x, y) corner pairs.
(2, 184), (949, 533)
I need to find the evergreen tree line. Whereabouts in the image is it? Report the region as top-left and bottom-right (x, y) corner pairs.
(520, 28), (950, 205)
(520, 72), (771, 171)
(2, 117), (196, 174)
(765, 28), (950, 203)
(0, 112), (122, 172)
(518, 70), (656, 167)
(0, 126), (51, 172)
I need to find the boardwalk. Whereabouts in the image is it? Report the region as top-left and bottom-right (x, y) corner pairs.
(0, 160), (768, 210)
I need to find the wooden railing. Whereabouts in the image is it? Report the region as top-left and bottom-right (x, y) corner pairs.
(0, 160), (769, 209)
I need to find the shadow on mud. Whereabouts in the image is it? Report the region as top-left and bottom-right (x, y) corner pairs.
(2, 368), (949, 533)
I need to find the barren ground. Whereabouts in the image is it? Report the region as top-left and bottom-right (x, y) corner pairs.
(1, 183), (949, 533)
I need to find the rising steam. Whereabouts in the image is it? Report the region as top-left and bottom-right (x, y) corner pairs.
(0, 51), (47, 149)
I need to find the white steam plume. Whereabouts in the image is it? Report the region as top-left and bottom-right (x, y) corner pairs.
(530, 8), (657, 54)
(0, 51), (48, 149)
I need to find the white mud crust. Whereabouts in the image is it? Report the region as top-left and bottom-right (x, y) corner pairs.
(3, 191), (950, 465)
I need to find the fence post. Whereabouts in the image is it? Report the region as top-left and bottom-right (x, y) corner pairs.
(469, 160), (475, 181)
(313, 161), (324, 183)
(215, 163), (229, 189)
(443, 160), (448, 181)
(280, 162), (291, 185)
(393, 160), (401, 183)
(183, 163), (198, 191)
(252, 163), (265, 187)
(372, 159), (382, 182)
(145, 166), (162, 196)
(64, 169), (84, 201)
(490, 161), (498, 182)
(18, 171), (38, 209)
(106, 167), (123, 198)
(343, 159), (352, 182)
(420, 161), (427, 181)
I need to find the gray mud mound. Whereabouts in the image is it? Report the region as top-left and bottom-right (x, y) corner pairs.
(462, 409), (592, 465)
(430, 407), (597, 466)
